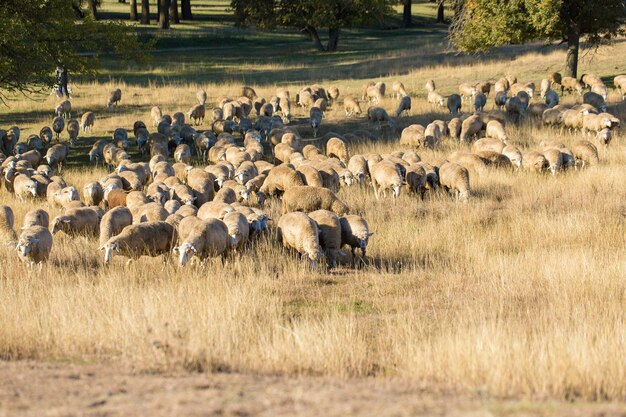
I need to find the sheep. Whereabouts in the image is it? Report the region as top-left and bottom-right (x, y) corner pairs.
(22, 209), (49, 230)
(307, 209), (341, 267)
(476, 150), (512, 169)
(80, 112), (95, 132)
(342, 96), (363, 117)
(365, 82), (385, 103)
(258, 165), (304, 198)
(459, 115), (483, 143)
(51, 207), (100, 237)
(425, 80), (436, 92)
(164, 200), (181, 215)
(582, 112), (614, 135)
(459, 83), (477, 101)
(39, 126), (53, 147)
(222, 211), (249, 249)
(596, 128), (612, 149)
(309, 107), (323, 138)
(472, 137), (506, 154)
(591, 83), (608, 100)
(447, 94), (462, 115)
(325, 137), (349, 164)
(176, 204), (198, 218)
(395, 95), (411, 117)
(502, 145), (523, 169)
(187, 169), (215, 207)
(471, 92), (487, 113)
(197, 201), (234, 221)
(550, 72), (562, 86)
(314, 98), (329, 112)
(583, 92), (607, 112)
(347, 155), (368, 185)
(187, 104), (205, 126)
(0, 205), (17, 243)
(83, 182), (104, 206)
(494, 91), (507, 110)
(561, 76), (584, 95)
(392, 81), (408, 99)
(66, 119), (79, 145)
(13, 175), (38, 201)
(404, 164), (428, 199)
(150, 106), (163, 126)
(447, 152), (487, 176)
(118, 170), (142, 192)
(572, 140), (599, 168)
(51, 117), (65, 141)
(367, 106), (395, 129)
(125, 191), (151, 212)
(196, 88), (208, 105)
(101, 221), (177, 264)
(427, 90), (445, 107)
(45, 143), (68, 173)
(133, 202), (169, 224)
(370, 160), (403, 201)
(16, 226), (53, 268)
(173, 144), (192, 165)
(484, 120), (508, 143)
(614, 75), (626, 99)
(241, 86), (257, 99)
(98, 207), (133, 247)
(295, 165), (322, 187)
(544, 90), (559, 108)
(494, 78), (509, 93)
(55, 100), (71, 119)
(542, 148), (564, 176)
(439, 162), (471, 203)
(281, 186), (349, 216)
(476, 81), (492, 95)
(560, 108), (587, 133)
(107, 88), (122, 107)
(505, 96), (527, 121)
(277, 212), (323, 268)
(339, 214), (373, 265)
(174, 217), (230, 266)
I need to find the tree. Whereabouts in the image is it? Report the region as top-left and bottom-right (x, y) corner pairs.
(450, 0), (625, 78)
(159, 0), (171, 28)
(0, 0), (144, 103)
(170, 0), (180, 24)
(140, 0), (150, 24)
(232, 0), (393, 52)
(181, 0), (193, 20)
(436, 0), (444, 23)
(130, 0), (138, 21)
(86, 0), (99, 19)
(403, 0), (412, 28)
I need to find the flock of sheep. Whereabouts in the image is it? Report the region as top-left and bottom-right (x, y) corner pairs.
(0, 70), (623, 269)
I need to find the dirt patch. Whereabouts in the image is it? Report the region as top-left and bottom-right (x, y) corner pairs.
(1, 361), (626, 417)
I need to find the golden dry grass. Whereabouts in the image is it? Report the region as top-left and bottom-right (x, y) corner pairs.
(1, 41), (626, 402)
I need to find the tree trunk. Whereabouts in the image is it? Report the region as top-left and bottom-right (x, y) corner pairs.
(565, 28), (580, 78)
(304, 26), (325, 51)
(159, 0), (170, 28)
(130, 0), (138, 20)
(403, 0), (412, 28)
(157, 0), (161, 21)
(181, 0), (192, 20)
(87, 0), (98, 19)
(140, 0), (150, 24)
(436, 1), (445, 23)
(327, 27), (340, 52)
(170, 0), (179, 23)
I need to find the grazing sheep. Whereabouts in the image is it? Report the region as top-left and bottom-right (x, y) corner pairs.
(0, 205), (17, 242)
(395, 95), (411, 117)
(494, 91), (507, 110)
(164, 200), (181, 215)
(188, 104), (205, 125)
(596, 128), (612, 149)
(476, 81), (492, 96)
(99, 207), (133, 247)
(325, 137), (349, 164)
(343, 96), (363, 116)
(51, 207), (100, 237)
(16, 226), (53, 268)
(13, 175), (38, 201)
(583, 92), (607, 112)
(459, 83), (477, 101)
(101, 221), (177, 264)
(327, 86), (340, 104)
(281, 186), (349, 215)
(80, 112), (95, 132)
(550, 72), (562, 86)
(427, 91), (445, 107)
(55, 100), (71, 119)
(425, 80), (436, 92)
(476, 150), (512, 169)
(572, 140), (599, 168)
(45, 143), (68, 173)
(213, 187), (238, 204)
(223, 211), (249, 249)
(561, 76), (584, 95)
(175, 217), (230, 266)
(523, 151), (549, 173)
(309, 209), (342, 267)
(66, 119), (79, 145)
(505, 96), (527, 121)
(542, 148), (564, 176)
(22, 209), (49, 230)
(107, 88), (122, 107)
(241, 86), (257, 99)
(405, 164), (428, 199)
(460, 115), (483, 143)
(367, 107), (395, 129)
(370, 160), (403, 201)
(277, 212), (323, 268)
(197, 88), (208, 105)
(174, 144), (192, 164)
(365, 82), (385, 103)
(591, 83), (608, 100)
(582, 112), (614, 134)
(125, 191), (151, 212)
(485, 120), (508, 143)
(133, 202), (169, 224)
(51, 116), (65, 141)
(502, 145), (523, 169)
(83, 182), (104, 206)
(310, 107), (323, 138)
(39, 126), (53, 146)
(392, 81), (408, 99)
(494, 78), (509, 93)
(339, 215), (373, 264)
(439, 162), (471, 203)
(447, 94), (462, 115)
(297, 165), (323, 187)
(474, 93), (487, 112)
(472, 137), (506, 154)
(560, 108), (587, 133)
(545, 90), (559, 108)
(447, 152), (487, 176)
(171, 183), (196, 206)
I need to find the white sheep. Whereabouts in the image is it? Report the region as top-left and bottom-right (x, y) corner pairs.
(107, 88), (122, 107)
(51, 207), (100, 237)
(439, 162), (471, 203)
(174, 216), (230, 266)
(370, 160), (403, 201)
(16, 226), (53, 268)
(339, 214), (373, 265)
(101, 221), (177, 265)
(277, 212), (323, 268)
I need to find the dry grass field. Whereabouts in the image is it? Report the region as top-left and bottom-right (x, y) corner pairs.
(1, 4), (626, 413)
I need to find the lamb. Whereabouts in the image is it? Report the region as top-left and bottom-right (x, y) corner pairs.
(107, 88), (122, 107)
(395, 95), (411, 117)
(13, 174), (38, 201)
(459, 115), (483, 143)
(472, 137), (506, 154)
(51, 116), (65, 141)
(471, 93), (486, 112)
(459, 83), (477, 101)
(22, 209), (49, 229)
(0, 205), (17, 242)
(561, 76), (584, 95)
(187, 104), (205, 126)
(101, 221), (177, 264)
(572, 140), (599, 168)
(16, 226), (53, 268)
(583, 92), (607, 112)
(542, 148), (563, 176)
(310, 107), (323, 138)
(51, 207), (100, 237)
(66, 119), (79, 145)
(502, 145), (523, 169)
(174, 144), (192, 164)
(405, 164), (427, 199)
(259, 164), (305, 198)
(174, 217), (230, 266)
(370, 160), (403, 201)
(392, 81), (408, 99)
(197, 88), (208, 105)
(367, 107), (395, 129)
(98, 207), (133, 247)
(132, 202), (169, 224)
(80, 112), (95, 132)
(438, 162), (471, 203)
(365, 82), (385, 103)
(485, 120), (508, 143)
(151, 106), (163, 126)
(447, 94), (462, 115)
(281, 186), (349, 215)
(222, 211), (249, 249)
(325, 137), (349, 164)
(327, 86), (340, 104)
(277, 212), (323, 268)
(427, 91), (445, 107)
(83, 182), (104, 206)
(425, 80), (436, 92)
(197, 201), (235, 221)
(45, 143), (68, 173)
(339, 215), (373, 264)
(55, 100), (71, 119)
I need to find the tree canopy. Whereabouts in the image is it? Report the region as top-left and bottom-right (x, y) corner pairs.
(450, 0), (626, 77)
(0, 0), (144, 102)
(232, 0), (394, 52)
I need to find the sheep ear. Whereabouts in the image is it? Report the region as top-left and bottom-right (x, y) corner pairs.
(172, 246), (179, 254)
(63, 219), (71, 223)
(368, 232), (375, 237)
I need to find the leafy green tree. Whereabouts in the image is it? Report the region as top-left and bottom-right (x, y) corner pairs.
(0, 0), (144, 103)
(232, 0), (394, 52)
(450, 0), (625, 77)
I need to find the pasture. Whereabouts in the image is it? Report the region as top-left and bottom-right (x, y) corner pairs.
(1, 1), (626, 415)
